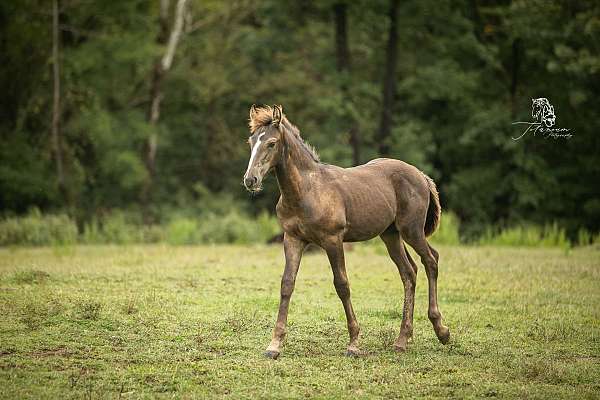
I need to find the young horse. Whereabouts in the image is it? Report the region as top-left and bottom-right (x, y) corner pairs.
(243, 105), (450, 359)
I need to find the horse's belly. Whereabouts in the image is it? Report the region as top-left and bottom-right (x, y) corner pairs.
(342, 190), (396, 242)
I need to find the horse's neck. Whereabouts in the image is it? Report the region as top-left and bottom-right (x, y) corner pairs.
(275, 130), (318, 204)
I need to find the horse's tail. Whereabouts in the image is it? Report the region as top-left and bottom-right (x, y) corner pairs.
(423, 174), (441, 237)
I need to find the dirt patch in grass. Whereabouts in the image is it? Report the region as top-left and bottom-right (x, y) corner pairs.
(10, 269), (50, 284)
(29, 346), (72, 358)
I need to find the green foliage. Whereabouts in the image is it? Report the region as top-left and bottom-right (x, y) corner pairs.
(195, 211), (256, 245)
(82, 212), (163, 244)
(430, 211), (460, 245)
(0, 208), (281, 246)
(166, 211), (280, 245)
(0, 209), (77, 246)
(166, 217), (200, 245)
(478, 223), (570, 249)
(2, 209), (591, 249)
(91, 213), (136, 244)
(254, 212), (282, 242)
(576, 228), (600, 247)
(0, 0), (598, 240)
(577, 228), (592, 247)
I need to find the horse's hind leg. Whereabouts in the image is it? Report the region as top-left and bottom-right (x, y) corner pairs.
(404, 244), (418, 274)
(403, 227), (450, 344)
(380, 231), (417, 352)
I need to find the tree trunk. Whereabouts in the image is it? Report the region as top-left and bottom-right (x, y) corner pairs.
(510, 38), (521, 119)
(376, 0), (400, 157)
(52, 0), (67, 202)
(334, 3), (350, 73)
(142, 0), (187, 222)
(333, 2), (360, 166)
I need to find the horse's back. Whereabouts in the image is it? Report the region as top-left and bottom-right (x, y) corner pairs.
(320, 158), (430, 241)
(362, 157), (420, 175)
(316, 159), (401, 241)
(332, 158), (426, 189)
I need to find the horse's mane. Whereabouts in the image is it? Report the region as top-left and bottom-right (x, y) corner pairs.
(249, 105), (320, 163)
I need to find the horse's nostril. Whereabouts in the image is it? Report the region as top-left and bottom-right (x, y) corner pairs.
(244, 176), (258, 188)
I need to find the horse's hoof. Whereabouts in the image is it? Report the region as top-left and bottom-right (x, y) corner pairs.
(345, 349), (361, 357)
(438, 328), (451, 345)
(393, 344), (407, 353)
(264, 350), (280, 360)
(394, 336), (409, 353)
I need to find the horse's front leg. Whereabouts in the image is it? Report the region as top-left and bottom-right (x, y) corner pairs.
(265, 233), (306, 359)
(323, 237), (361, 356)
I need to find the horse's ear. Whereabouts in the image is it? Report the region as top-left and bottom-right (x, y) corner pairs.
(249, 104), (258, 122)
(272, 105), (283, 127)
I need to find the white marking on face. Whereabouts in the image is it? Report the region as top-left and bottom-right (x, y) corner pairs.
(245, 132), (265, 177)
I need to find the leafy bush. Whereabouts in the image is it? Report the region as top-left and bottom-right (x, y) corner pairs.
(478, 223), (570, 249)
(0, 208), (281, 246)
(200, 211), (280, 244)
(82, 212), (164, 244)
(0, 208), (77, 246)
(166, 218), (200, 245)
(575, 228), (600, 247)
(430, 211), (460, 245)
(198, 212), (250, 244)
(91, 212), (138, 244)
(577, 228), (592, 247)
(255, 212), (282, 242)
(1, 208), (591, 249)
(166, 211), (280, 245)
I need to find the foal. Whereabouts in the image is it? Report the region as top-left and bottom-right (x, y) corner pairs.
(243, 105), (450, 359)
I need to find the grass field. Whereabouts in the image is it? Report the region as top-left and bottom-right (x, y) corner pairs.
(0, 243), (599, 399)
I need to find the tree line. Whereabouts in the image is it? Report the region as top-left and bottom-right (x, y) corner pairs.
(0, 0), (598, 239)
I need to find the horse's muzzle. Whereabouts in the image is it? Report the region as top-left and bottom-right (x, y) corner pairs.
(244, 175), (262, 192)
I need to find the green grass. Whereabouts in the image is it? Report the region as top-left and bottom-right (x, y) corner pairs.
(0, 244), (599, 399)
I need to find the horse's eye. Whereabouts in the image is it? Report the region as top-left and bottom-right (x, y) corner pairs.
(267, 142), (276, 149)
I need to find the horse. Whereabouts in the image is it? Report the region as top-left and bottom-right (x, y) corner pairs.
(243, 105), (450, 359)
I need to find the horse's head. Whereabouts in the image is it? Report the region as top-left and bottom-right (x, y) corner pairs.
(531, 98), (556, 127)
(243, 105), (285, 192)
